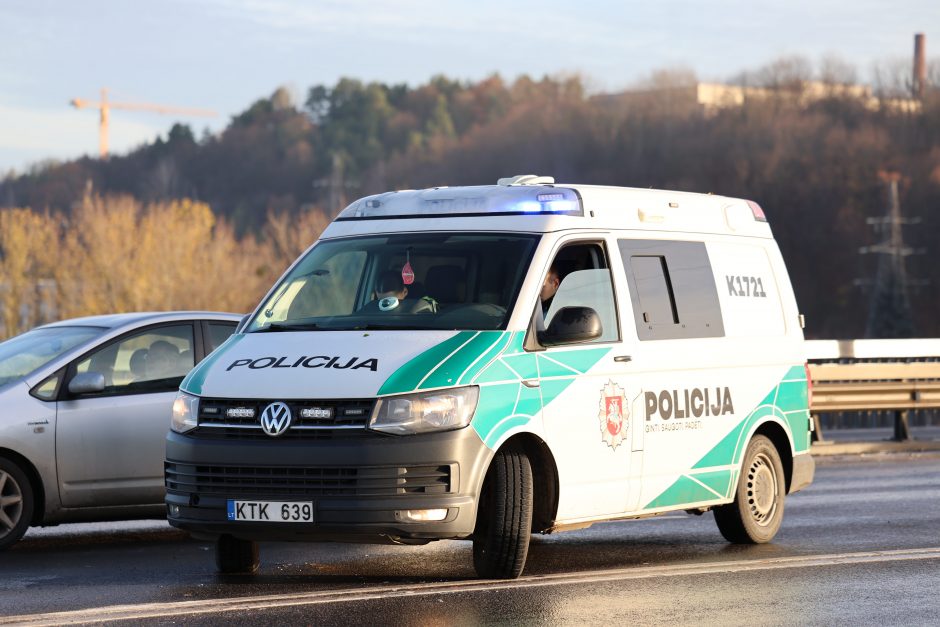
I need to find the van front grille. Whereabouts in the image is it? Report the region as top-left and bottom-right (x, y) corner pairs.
(165, 462), (452, 497)
(192, 398), (377, 440)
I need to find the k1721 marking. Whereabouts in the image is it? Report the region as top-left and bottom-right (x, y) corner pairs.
(726, 275), (767, 298)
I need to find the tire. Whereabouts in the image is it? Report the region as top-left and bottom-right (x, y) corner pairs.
(472, 447), (533, 579)
(215, 534), (260, 574)
(714, 435), (786, 544)
(0, 457), (34, 551)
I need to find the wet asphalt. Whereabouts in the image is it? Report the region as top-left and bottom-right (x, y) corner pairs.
(2, 452), (939, 625)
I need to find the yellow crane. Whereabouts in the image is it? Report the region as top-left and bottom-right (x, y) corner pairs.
(70, 88), (217, 158)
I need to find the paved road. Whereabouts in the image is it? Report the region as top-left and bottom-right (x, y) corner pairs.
(2, 453), (938, 625)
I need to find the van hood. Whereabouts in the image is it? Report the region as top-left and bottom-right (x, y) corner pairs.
(181, 330), (464, 399)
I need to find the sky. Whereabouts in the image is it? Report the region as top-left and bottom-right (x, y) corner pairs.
(0, 0), (936, 174)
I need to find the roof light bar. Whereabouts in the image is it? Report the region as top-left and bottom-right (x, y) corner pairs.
(337, 185), (582, 221)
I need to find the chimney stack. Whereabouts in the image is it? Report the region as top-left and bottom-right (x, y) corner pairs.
(913, 33), (926, 99)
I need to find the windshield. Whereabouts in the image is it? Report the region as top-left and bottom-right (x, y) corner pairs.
(0, 326), (104, 386)
(247, 232), (540, 332)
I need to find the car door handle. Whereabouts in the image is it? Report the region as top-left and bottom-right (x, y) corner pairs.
(613, 355), (632, 363)
(522, 379), (540, 388)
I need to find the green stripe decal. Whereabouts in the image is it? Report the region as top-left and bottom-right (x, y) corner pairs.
(645, 475), (720, 510)
(419, 331), (504, 390)
(458, 332), (513, 385)
(181, 333), (246, 396)
(690, 469), (733, 498)
(378, 331), (473, 395)
(645, 365), (809, 510)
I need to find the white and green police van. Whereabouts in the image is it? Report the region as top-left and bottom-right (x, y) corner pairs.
(166, 175), (814, 578)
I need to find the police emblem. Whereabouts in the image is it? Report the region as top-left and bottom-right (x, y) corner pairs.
(599, 380), (628, 450)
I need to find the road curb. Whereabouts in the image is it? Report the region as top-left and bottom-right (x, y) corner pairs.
(811, 439), (940, 456)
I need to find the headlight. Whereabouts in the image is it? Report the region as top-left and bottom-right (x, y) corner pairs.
(171, 391), (200, 434)
(370, 386), (479, 435)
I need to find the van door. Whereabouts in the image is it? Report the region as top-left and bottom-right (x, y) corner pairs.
(616, 238), (739, 512)
(535, 239), (639, 520)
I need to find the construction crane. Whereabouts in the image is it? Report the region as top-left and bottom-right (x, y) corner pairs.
(70, 88), (217, 158)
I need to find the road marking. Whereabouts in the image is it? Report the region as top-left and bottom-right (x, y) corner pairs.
(4, 547), (940, 625)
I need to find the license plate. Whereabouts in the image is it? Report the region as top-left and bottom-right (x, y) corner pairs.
(227, 500), (314, 523)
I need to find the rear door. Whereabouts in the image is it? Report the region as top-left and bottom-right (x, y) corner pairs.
(55, 323), (198, 507)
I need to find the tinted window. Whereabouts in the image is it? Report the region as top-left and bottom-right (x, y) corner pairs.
(207, 323), (237, 352)
(542, 242), (619, 344)
(74, 325), (195, 396)
(618, 239), (723, 340)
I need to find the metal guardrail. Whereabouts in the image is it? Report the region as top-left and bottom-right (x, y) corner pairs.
(805, 340), (940, 442)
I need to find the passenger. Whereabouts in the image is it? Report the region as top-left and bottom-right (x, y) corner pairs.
(147, 340), (181, 378)
(129, 348), (149, 381)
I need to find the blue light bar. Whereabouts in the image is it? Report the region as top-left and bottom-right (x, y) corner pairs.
(337, 185), (583, 220)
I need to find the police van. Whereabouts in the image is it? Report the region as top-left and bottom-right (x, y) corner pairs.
(165, 175), (814, 578)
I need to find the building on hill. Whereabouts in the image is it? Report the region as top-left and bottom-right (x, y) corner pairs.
(592, 80), (922, 117)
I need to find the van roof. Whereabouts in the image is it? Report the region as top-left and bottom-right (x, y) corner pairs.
(325, 177), (773, 239)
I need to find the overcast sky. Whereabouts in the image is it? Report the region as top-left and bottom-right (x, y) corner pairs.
(1, 0), (936, 174)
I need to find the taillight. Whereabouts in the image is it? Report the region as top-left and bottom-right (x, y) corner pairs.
(804, 362), (814, 408)
(746, 200), (767, 222)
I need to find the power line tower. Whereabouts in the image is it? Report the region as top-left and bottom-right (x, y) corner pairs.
(859, 172), (924, 338)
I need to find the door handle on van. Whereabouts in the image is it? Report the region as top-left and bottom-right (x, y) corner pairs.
(522, 379), (540, 388)
(614, 355), (632, 363)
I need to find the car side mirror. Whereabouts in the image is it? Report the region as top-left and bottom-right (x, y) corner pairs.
(68, 372), (106, 395)
(538, 306), (602, 346)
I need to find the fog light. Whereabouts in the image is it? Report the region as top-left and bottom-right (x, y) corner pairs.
(397, 508), (448, 522)
(168, 504), (180, 517)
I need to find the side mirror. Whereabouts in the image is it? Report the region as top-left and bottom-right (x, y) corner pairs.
(68, 372), (106, 395)
(539, 306), (603, 346)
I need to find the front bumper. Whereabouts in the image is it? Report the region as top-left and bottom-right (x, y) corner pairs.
(165, 426), (492, 543)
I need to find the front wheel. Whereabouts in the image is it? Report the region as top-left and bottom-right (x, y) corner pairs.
(0, 457), (34, 551)
(215, 534), (260, 574)
(714, 435), (785, 544)
(472, 447), (533, 579)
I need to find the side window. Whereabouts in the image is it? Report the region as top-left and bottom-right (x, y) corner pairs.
(541, 242), (619, 344)
(73, 325), (195, 396)
(206, 323), (237, 353)
(618, 239), (724, 340)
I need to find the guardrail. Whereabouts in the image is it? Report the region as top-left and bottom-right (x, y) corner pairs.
(806, 339), (940, 442)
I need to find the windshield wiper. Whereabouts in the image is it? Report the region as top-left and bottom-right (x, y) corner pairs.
(253, 322), (321, 332)
(349, 323), (421, 331)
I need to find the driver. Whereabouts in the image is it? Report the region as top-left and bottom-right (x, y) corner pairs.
(376, 270), (409, 309)
(361, 270), (436, 313)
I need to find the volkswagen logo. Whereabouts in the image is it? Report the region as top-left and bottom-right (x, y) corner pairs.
(259, 402), (292, 437)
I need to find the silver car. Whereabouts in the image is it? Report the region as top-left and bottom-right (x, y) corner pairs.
(0, 311), (241, 550)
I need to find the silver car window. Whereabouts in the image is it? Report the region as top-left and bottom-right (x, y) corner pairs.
(74, 325), (195, 395)
(0, 326), (103, 386)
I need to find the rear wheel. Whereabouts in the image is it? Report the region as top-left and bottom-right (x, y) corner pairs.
(215, 534), (260, 574)
(472, 447), (533, 579)
(0, 457), (33, 551)
(714, 435), (785, 543)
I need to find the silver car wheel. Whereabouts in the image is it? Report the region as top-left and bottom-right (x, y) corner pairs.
(0, 468), (25, 537)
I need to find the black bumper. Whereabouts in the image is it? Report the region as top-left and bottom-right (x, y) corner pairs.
(165, 427), (492, 543)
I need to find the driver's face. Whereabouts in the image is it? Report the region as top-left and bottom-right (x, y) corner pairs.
(377, 287), (407, 300)
(540, 272), (560, 301)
